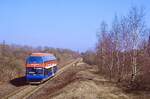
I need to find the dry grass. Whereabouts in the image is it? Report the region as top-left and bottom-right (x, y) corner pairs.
(29, 62), (150, 99)
(49, 67), (129, 99)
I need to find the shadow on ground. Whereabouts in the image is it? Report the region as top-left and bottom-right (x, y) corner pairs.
(10, 76), (28, 87)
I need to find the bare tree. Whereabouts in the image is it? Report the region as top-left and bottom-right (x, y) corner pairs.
(127, 7), (146, 83)
(91, 6), (150, 89)
(96, 21), (108, 72)
(111, 15), (122, 81)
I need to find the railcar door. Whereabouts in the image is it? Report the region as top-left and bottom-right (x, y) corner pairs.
(53, 66), (58, 73)
(44, 67), (53, 77)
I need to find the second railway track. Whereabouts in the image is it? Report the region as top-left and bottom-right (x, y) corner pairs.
(3, 58), (81, 99)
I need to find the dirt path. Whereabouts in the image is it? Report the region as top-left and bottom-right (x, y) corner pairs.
(2, 58), (81, 99)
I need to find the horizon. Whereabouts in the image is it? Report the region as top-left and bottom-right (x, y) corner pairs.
(0, 0), (150, 52)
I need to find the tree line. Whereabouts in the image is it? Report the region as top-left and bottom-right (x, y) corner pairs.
(82, 7), (150, 90)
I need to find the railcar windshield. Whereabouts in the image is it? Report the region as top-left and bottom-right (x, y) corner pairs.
(27, 67), (43, 74)
(27, 56), (43, 64)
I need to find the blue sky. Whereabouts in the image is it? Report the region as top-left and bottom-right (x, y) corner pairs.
(0, 0), (150, 52)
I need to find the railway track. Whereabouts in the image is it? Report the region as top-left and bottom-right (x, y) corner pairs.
(3, 58), (81, 99)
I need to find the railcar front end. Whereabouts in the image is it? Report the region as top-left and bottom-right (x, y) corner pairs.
(26, 53), (58, 84)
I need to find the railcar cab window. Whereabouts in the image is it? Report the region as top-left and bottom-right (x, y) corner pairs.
(27, 67), (43, 74)
(27, 56), (43, 64)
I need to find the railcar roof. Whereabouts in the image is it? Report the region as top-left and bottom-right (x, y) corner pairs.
(31, 53), (53, 57)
